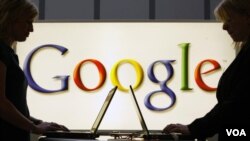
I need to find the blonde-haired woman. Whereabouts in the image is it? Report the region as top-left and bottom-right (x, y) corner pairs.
(163, 0), (250, 140)
(0, 0), (68, 140)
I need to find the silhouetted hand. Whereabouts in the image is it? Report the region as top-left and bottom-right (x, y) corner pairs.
(163, 123), (190, 135)
(32, 121), (69, 134)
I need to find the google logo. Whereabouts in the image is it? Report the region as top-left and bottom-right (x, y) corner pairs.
(23, 43), (221, 111)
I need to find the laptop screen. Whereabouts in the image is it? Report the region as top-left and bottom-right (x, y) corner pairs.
(129, 85), (149, 136)
(90, 86), (118, 133)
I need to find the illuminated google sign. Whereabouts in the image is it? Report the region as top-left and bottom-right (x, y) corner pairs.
(24, 43), (221, 111)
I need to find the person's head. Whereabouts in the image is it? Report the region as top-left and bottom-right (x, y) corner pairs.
(214, 0), (250, 47)
(0, 0), (38, 45)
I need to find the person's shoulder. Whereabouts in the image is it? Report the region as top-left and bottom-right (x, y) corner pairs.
(243, 41), (250, 53)
(0, 42), (11, 65)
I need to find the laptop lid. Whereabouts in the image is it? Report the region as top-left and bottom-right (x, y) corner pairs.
(43, 86), (117, 139)
(90, 86), (118, 134)
(129, 86), (174, 138)
(129, 85), (149, 136)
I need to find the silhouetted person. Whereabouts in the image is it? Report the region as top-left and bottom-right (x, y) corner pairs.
(163, 0), (250, 140)
(0, 0), (68, 141)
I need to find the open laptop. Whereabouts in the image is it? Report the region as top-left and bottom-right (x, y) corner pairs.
(129, 85), (180, 140)
(44, 86), (118, 139)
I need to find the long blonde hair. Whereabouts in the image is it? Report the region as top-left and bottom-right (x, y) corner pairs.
(0, 0), (38, 41)
(214, 0), (250, 48)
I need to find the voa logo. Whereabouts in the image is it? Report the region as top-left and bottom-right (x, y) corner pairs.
(226, 129), (246, 137)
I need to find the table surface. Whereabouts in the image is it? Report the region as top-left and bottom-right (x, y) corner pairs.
(39, 130), (204, 141)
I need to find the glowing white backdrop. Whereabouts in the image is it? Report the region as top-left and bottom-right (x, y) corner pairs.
(16, 22), (235, 130)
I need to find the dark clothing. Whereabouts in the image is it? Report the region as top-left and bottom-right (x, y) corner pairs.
(188, 42), (250, 140)
(0, 42), (30, 141)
